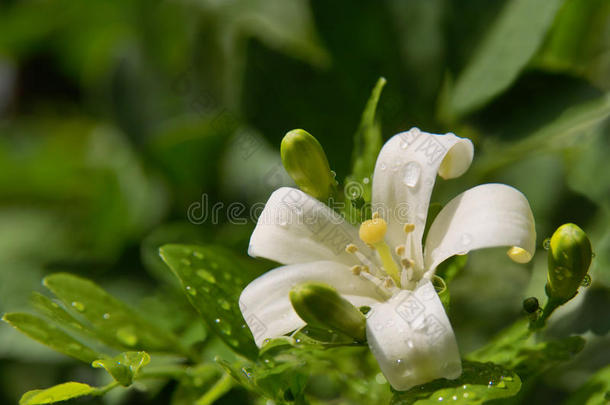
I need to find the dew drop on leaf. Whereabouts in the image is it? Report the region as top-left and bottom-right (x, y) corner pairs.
(116, 327), (138, 347)
(71, 301), (85, 312)
(186, 286), (197, 296)
(581, 274), (592, 287)
(192, 251), (204, 259)
(103, 313), (110, 320)
(197, 269), (216, 283)
(218, 298), (231, 310)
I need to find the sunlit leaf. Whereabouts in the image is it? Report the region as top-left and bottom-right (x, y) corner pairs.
(449, 0), (565, 116)
(159, 244), (258, 359)
(2, 313), (101, 363)
(43, 273), (183, 354)
(391, 361), (521, 405)
(19, 382), (98, 405)
(92, 351), (151, 386)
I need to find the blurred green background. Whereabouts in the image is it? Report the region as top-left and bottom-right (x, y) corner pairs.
(0, 0), (609, 403)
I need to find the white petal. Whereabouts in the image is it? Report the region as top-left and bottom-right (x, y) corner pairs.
(366, 279), (461, 391)
(424, 183), (536, 275)
(240, 261), (386, 347)
(371, 130), (473, 266)
(248, 187), (374, 266)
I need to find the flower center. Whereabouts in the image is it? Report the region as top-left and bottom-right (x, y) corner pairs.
(346, 213), (422, 293)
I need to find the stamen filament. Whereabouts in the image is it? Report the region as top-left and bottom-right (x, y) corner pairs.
(374, 242), (401, 286)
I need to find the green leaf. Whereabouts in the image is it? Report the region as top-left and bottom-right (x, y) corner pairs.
(92, 351), (151, 386)
(565, 364), (610, 405)
(474, 93), (610, 175)
(511, 335), (586, 378)
(467, 319), (531, 365)
(534, 0), (610, 90)
(43, 273), (182, 354)
(345, 77), (386, 223)
(2, 313), (101, 363)
(159, 244), (258, 359)
(449, 0), (565, 116)
(391, 361), (521, 405)
(19, 382), (98, 405)
(30, 293), (91, 336)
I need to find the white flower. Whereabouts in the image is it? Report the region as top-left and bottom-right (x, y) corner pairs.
(240, 129), (536, 390)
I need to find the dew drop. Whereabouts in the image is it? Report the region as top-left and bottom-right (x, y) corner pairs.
(71, 301), (85, 312)
(407, 339), (414, 349)
(543, 238), (551, 250)
(438, 396), (444, 402)
(186, 286), (197, 296)
(103, 313), (111, 320)
(116, 327), (138, 347)
(591, 252), (596, 258)
(192, 251), (204, 259)
(452, 395), (458, 401)
(380, 163), (387, 171)
(214, 318), (231, 335)
(197, 269), (216, 283)
(363, 177), (370, 185)
(218, 298), (231, 310)
(487, 381), (494, 388)
(402, 161), (421, 188)
(581, 274), (592, 287)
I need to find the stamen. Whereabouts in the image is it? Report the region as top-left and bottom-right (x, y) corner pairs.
(372, 211), (380, 219)
(395, 245), (405, 256)
(358, 218), (401, 286)
(350, 265), (362, 275)
(345, 244), (358, 254)
(403, 223), (415, 233)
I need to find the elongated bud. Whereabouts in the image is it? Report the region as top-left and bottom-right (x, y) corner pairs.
(547, 223), (592, 302)
(281, 129), (335, 201)
(289, 282), (366, 341)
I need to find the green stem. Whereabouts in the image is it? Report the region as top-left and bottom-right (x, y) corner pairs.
(530, 297), (563, 331)
(195, 373), (233, 405)
(94, 381), (120, 396)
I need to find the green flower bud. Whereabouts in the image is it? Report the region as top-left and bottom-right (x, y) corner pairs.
(547, 223), (592, 302)
(522, 297), (539, 314)
(281, 129), (335, 201)
(289, 282), (366, 341)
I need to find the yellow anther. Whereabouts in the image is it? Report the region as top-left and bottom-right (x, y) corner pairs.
(362, 265), (370, 273)
(403, 223), (415, 233)
(359, 218), (388, 245)
(345, 244), (358, 254)
(395, 245), (405, 256)
(384, 278), (395, 288)
(507, 246), (531, 264)
(372, 211), (380, 219)
(350, 265), (362, 275)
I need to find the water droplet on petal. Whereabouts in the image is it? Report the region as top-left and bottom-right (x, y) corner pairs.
(71, 301), (85, 312)
(380, 163), (387, 171)
(402, 161), (421, 188)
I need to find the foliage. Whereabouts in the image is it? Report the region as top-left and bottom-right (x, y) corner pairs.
(0, 0), (609, 403)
